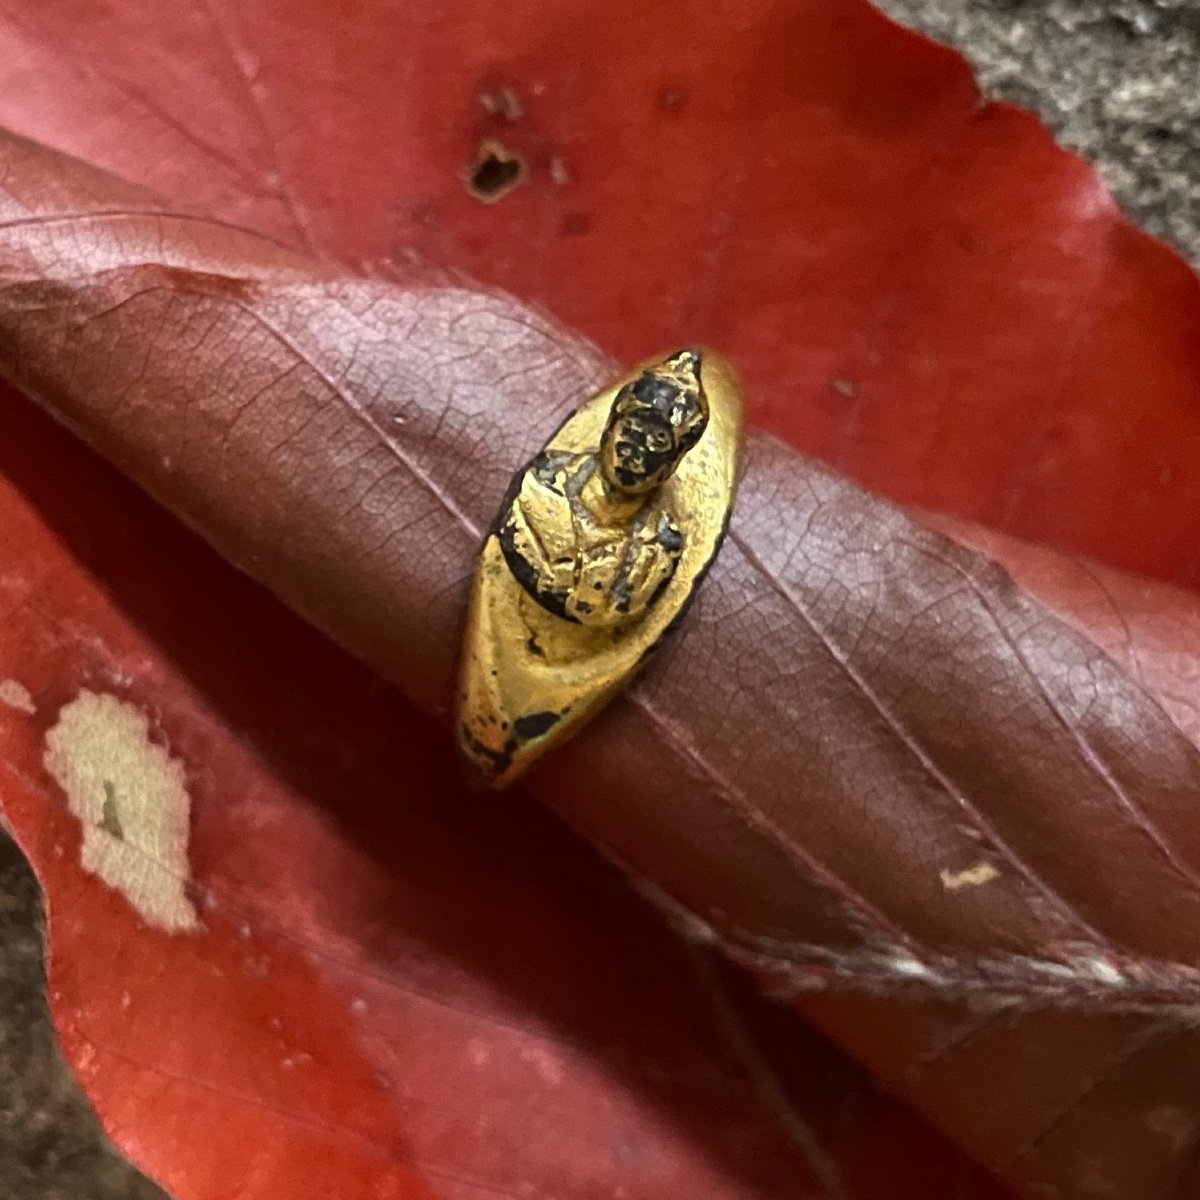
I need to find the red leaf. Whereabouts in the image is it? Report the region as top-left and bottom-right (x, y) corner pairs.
(0, 2), (1197, 1198)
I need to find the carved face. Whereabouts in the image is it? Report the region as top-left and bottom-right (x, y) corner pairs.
(603, 408), (679, 493)
(600, 350), (708, 496)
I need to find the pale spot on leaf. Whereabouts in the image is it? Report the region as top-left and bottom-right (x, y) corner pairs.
(520, 1044), (565, 1086)
(0, 678), (35, 714)
(1069, 955), (1125, 986)
(939, 861), (1000, 891)
(1144, 1106), (1196, 1150)
(43, 690), (198, 933)
(886, 952), (936, 980)
(549, 155), (569, 186)
(1078, 1156), (1121, 1198)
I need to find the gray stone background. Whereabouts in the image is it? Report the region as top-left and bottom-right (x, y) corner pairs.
(0, 1), (1197, 1196)
(884, 0), (1199, 260)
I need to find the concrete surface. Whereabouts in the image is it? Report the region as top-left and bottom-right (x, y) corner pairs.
(0, 835), (166, 1199)
(877, 0), (1200, 262)
(0, 2), (1197, 1196)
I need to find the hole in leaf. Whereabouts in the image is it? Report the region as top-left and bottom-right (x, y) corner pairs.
(466, 139), (526, 203)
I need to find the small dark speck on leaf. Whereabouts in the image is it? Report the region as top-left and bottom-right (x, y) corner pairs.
(951, 225), (982, 254)
(561, 212), (590, 237)
(465, 139), (526, 203)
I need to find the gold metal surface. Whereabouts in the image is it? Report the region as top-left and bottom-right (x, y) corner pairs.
(457, 348), (743, 787)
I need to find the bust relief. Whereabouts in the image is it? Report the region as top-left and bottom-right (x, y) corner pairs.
(497, 349), (709, 627)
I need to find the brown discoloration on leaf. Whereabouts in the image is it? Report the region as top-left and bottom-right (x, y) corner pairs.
(549, 156), (570, 186)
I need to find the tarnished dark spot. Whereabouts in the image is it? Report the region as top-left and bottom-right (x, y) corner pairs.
(459, 724), (512, 775)
(513, 710), (561, 740)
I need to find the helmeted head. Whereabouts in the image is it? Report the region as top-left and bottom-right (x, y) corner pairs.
(600, 349), (709, 496)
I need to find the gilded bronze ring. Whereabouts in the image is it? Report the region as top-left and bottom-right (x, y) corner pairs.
(457, 349), (744, 786)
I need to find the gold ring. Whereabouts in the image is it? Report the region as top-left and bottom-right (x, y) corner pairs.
(457, 348), (744, 787)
